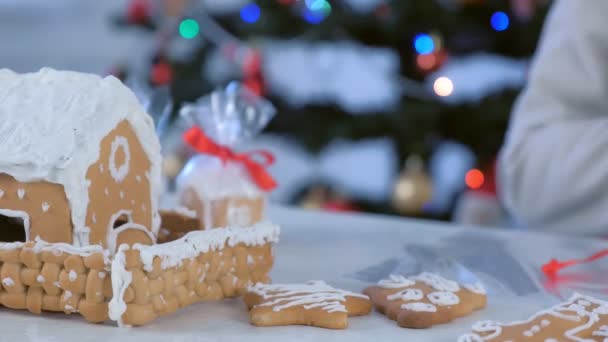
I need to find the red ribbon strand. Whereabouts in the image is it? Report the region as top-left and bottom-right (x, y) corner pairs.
(542, 249), (608, 278)
(183, 126), (277, 192)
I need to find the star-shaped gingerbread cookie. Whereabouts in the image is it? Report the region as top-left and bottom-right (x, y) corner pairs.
(244, 281), (372, 329)
(364, 273), (487, 328)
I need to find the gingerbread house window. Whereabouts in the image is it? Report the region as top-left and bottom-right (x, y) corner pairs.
(0, 211), (28, 242)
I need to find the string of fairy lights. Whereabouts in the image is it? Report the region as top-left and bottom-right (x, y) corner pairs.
(176, 1), (512, 101)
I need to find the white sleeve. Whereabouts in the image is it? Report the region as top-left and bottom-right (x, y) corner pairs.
(498, 0), (608, 235)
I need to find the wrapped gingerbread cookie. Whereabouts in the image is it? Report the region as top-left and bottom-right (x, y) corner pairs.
(177, 82), (277, 230)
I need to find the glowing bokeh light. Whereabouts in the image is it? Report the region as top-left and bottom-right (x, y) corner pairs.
(416, 54), (437, 71)
(178, 19), (199, 39)
(465, 169), (485, 189)
(414, 34), (435, 55)
(433, 77), (454, 97)
(491, 11), (510, 31)
(303, 0), (331, 24)
(240, 3), (261, 23)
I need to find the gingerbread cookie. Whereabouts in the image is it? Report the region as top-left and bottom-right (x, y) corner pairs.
(244, 281), (372, 329)
(458, 293), (608, 341)
(364, 273), (487, 328)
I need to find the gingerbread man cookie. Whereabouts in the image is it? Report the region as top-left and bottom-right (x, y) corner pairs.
(364, 273), (487, 328)
(458, 293), (608, 341)
(244, 281), (372, 329)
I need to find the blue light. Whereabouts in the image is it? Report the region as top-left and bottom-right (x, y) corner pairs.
(491, 11), (510, 31)
(302, 0), (331, 24)
(414, 34), (435, 55)
(240, 3), (261, 23)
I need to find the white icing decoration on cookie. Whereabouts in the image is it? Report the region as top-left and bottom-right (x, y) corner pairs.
(104, 187), (109, 196)
(464, 282), (487, 295)
(578, 299), (591, 307)
(2, 278), (14, 287)
(68, 270), (77, 282)
(427, 291), (460, 306)
(387, 288), (424, 301)
(36, 275), (45, 283)
(0, 189), (4, 198)
(401, 302), (437, 312)
(592, 325), (608, 337)
(119, 191), (124, 199)
(457, 334), (484, 342)
(378, 274), (416, 288)
(41, 202), (50, 212)
(413, 272), (460, 292)
(98, 271), (106, 279)
(249, 280), (368, 313)
(17, 188), (25, 199)
(109, 135), (130, 183)
(463, 293), (608, 341)
(64, 291), (72, 299)
(544, 339), (558, 342)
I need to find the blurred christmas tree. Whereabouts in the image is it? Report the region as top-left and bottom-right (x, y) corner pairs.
(111, 0), (550, 220)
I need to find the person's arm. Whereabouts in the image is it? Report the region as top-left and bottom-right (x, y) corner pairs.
(499, 0), (608, 235)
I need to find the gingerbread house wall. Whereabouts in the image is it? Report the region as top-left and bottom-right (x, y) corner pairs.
(180, 188), (265, 230)
(85, 120), (154, 250)
(0, 174), (73, 244)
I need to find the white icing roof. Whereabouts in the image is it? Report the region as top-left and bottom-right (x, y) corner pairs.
(176, 154), (262, 199)
(0, 68), (162, 246)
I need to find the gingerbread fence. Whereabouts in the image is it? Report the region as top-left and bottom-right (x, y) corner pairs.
(0, 240), (112, 322)
(109, 222), (279, 326)
(0, 222), (279, 326)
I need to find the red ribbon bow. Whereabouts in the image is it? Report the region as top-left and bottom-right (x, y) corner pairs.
(183, 126), (277, 192)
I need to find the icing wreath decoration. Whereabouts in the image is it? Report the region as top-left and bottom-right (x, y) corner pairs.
(183, 126), (277, 191)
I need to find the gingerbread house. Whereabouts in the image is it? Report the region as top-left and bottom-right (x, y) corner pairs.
(0, 69), (278, 326)
(176, 155), (265, 230)
(0, 68), (162, 251)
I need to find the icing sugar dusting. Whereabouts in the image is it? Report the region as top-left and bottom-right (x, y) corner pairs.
(0, 68), (162, 245)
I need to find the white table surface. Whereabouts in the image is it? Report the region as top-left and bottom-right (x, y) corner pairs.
(3, 205), (608, 342)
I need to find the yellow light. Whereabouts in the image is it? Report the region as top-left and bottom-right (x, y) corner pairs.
(433, 77), (453, 97)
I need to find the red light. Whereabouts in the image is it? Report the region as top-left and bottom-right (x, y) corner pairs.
(416, 53), (437, 71)
(465, 169), (485, 189)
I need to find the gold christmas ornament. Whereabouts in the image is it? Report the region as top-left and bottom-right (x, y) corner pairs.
(162, 153), (185, 179)
(392, 155), (433, 215)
